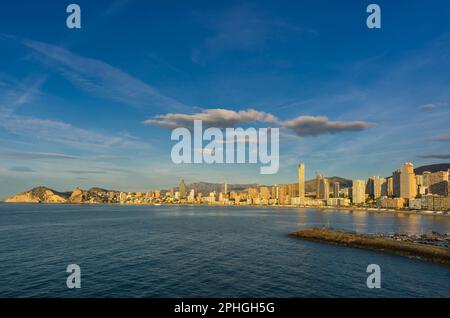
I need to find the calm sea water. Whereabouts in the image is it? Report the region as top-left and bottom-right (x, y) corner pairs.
(0, 203), (449, 297)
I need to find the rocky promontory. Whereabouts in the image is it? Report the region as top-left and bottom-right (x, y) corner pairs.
(3, 186), (120, 204)
(290, 228), (450, 265)
(4, 186), (70, 203)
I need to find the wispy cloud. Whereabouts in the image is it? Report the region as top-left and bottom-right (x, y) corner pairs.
(1, 115), (146, 151)
(22, 39), (189, 111)
(417, 153), (450, 159)
(0, 151), (77, 160)
(8, 166), (35, 172)
(145, 108), (371, 137)
(418, 101), (448, 111)
(432, 135), (450, 142)
(0, 73), (46, 116)
(67, 170), (107, 175)
(0, 67), (148, 153)
(67, 166), (131, 174)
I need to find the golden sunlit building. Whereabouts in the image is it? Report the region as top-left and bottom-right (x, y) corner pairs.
(400, 163), (417, 199)
(298, 163), (305, 198)
(352, 179), (366, 204)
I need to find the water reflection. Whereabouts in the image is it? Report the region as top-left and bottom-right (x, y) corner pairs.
(291, 207), (449, 235)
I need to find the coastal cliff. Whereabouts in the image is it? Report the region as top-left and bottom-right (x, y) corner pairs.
(290, 228), (450, 265)
(3, 186), (118, 204)
(4, 186), (70, 203)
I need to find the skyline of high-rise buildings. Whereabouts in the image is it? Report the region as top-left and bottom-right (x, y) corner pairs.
(5, 160), (449, 211)
(160, 161), (448, 207)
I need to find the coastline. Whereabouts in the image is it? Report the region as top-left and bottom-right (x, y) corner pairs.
(1, 200), (448, 217)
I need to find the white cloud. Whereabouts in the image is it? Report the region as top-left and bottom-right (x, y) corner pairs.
(145, 108), (278, 128)
(145, 108), (371, 136)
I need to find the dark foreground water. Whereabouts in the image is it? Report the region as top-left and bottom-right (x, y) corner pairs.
(0, 203), (449, 297)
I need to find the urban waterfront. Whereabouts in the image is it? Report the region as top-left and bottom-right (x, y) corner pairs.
(0, 203), (448, 298)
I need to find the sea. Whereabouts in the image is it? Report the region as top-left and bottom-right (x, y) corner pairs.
(0, 203), (449, 297)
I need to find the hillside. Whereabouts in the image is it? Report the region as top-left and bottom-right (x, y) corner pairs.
(305, 176), (352, 193)
(415, 163), (450, 175)
(186, 178), (352, 194)
(185, 182), (260, 194)
(4, 186), (70, 203)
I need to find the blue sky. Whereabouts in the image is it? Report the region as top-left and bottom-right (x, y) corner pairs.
(1, 0), (450, 197)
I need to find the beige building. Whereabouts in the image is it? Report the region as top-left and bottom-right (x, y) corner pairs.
(427, 171), (449, 196)
(298, 163), (305, 198)
(386, 177), (393, 197)
(315, 174), (323, 199)
(421, 195), (450, 211)
(316, 174), (329, 200)
(368, 176), (385, 199)
(259, 186), (270, 200)
(400, 163), (417, 199)
(279, 184), (288, 205)
(352, 179), (366, 204)
(378, 197), (406, 209)
(327, 197), (350, 207)
(333, 182), (340, 198)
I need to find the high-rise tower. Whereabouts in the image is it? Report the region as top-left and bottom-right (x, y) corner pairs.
(179, 178), (186, 198)
(298, 163), (305, 198)
(400, 163), (417, 199)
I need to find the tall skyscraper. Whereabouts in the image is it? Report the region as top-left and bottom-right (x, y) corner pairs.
(322, 179), (329, 200)
(352, 179), (366, 204)
(221, 182), (228, 194)
(315, 174), (323, 199)
(333, 182), (340, 198)
(400, 163), (417, 199)
(298, 163), (305, 198)
(368, 176), (384, 199)
(288, 183), (298, 199)
(386, 177), (393, 197)
(393, 170), (401, 197)
(179, 178), (186, 198)
(279, 184), (288, 205)
(315, 174), (329, 200)
(381, 179), (388, 197)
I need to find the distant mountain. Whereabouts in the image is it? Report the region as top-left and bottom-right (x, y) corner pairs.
(305, 176), (352, 193)
(186, 177), (353, 194)
(186, 182), (260, 194)
(414, 163), (450, 175)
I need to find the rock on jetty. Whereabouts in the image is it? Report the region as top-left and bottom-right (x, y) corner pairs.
(289, 228), (450, 266)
